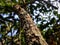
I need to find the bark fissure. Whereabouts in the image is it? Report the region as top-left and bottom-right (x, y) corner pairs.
(13, 4), (48, 45)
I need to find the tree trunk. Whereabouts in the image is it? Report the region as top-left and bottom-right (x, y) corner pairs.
(13, 4), (48, 45)
(0, 42), (2, 45)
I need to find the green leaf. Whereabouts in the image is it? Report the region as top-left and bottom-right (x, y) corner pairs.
(53, 11), (58, 15)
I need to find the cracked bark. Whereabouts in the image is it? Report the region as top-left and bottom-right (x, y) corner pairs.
(13, 4), (48, 45)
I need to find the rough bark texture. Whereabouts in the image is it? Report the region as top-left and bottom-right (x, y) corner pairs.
(13, 4), (48, 45)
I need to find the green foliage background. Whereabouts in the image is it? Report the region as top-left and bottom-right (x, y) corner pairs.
(0, 0), (60, 45)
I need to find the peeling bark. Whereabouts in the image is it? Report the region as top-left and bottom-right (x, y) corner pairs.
(13, 4), (48, 45)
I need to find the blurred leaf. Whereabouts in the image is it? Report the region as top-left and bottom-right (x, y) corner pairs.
(53, 11), (58, 15)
